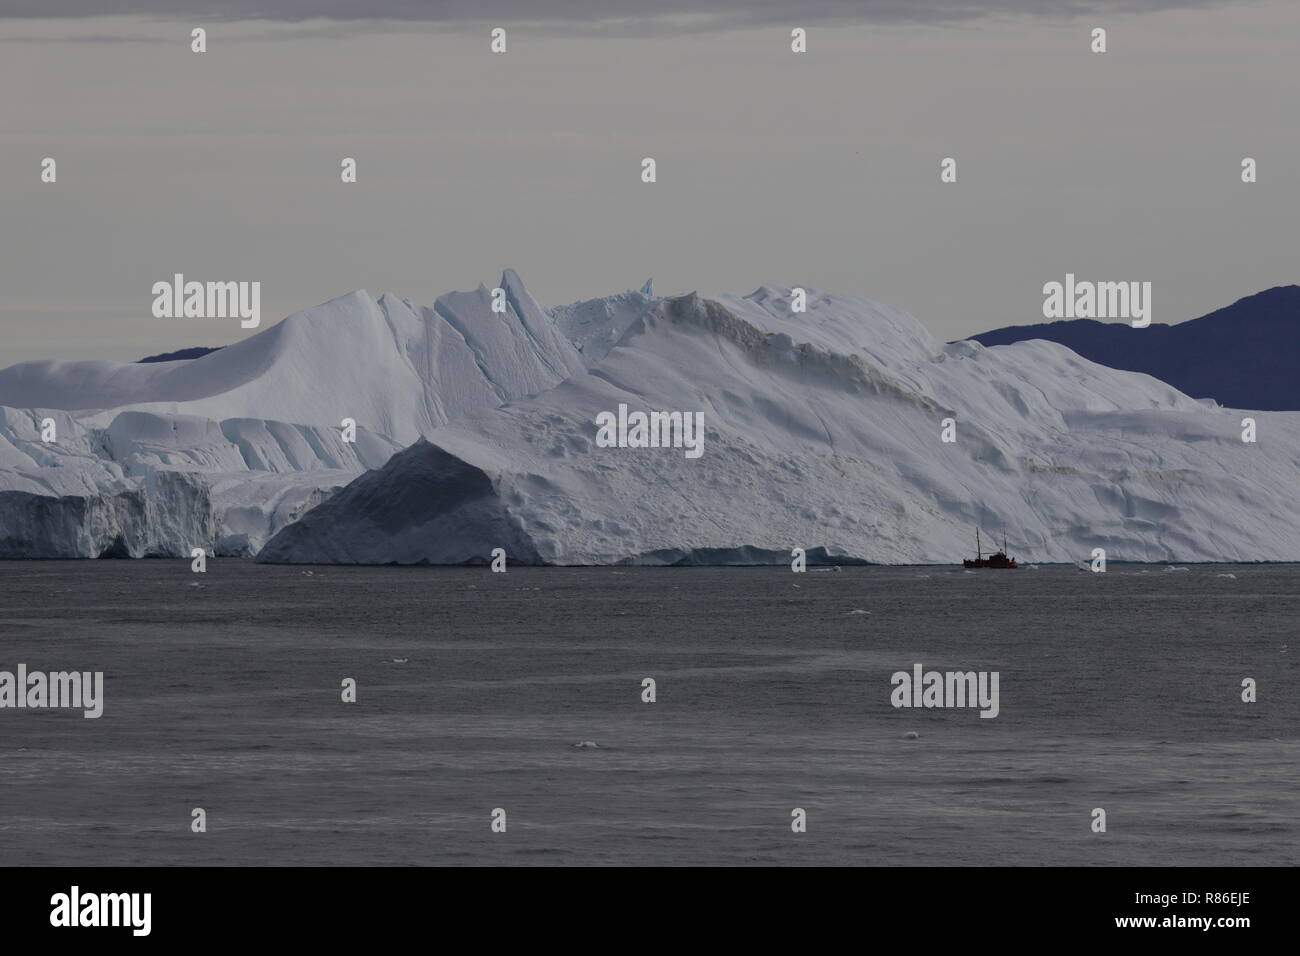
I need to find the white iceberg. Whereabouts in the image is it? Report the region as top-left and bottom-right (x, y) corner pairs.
(2, 272), (1297, 564)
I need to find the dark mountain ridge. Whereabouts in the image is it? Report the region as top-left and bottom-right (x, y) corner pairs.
(969, 285), (1300, 410)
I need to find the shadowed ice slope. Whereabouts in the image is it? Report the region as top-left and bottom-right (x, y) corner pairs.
(256, 439), (542, 565)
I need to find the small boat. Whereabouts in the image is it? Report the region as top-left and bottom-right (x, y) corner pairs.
(963, 529), (1018, 569)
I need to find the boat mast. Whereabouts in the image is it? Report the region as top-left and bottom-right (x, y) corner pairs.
(976, 528), (981, 558)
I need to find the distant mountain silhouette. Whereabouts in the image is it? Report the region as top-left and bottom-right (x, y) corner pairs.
(137, 346), (222, 363)
(969, 286), (1300, 410)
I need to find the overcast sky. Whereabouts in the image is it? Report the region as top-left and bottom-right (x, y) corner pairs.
(2, 0), (1297, 363)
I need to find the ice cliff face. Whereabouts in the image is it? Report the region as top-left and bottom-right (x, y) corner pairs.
(0, 405), (401, 556)
(3, 271), (1298, 563)
(0, 470), (213, 560)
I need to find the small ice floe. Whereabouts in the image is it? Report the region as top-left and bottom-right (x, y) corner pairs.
(811, 566), (841, 573)
(792, 584), (801, 589)
(847, 608), (869, 615)
(901, 731), (920, 740)
(572, 740), (599, 749)
(1166, 566), (1189, 572)
(188, 581), (205, 589)
(385, 658), (409, 664)
(1215, 573), (1237, 579)
(301, 570), (314, 576)
(1074, 561), (1090, 571)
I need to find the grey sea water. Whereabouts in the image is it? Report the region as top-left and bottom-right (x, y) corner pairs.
(0, 560), (1295, 866)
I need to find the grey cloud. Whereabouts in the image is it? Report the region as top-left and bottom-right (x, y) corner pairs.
(0, 32), (166, 42)
(0, 0), (1231, 32)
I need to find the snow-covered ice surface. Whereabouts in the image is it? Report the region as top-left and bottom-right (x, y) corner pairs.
(0, 270), (580, 444)
(3, 272), (1298, 563)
